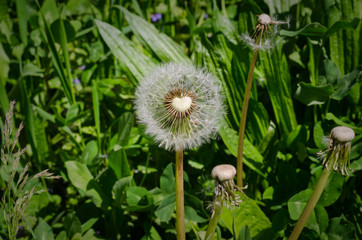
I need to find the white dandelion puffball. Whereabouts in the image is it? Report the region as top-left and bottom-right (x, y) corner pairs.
(135, 63), (225, 151)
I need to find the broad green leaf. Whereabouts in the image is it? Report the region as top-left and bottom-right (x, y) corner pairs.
(35, 218), (54, 240)
(112, 176), (133, 205)
(118, 7), (190, 64)
(280, 23), (327, 37)
(81, 141), (98, 165)
(22, 63), (44, 77)
(287, 189), (313, 220)
(313, 121), (325, 149)
(213, 11), (238, 44)
(237, 225), (251, 240)
(331, 68), (361, 100)
(220, 197), (271, 237)
(155, 193), (176, 222)
(65, 161), (93, 195)
(64, 213), (82, 239)
(325, 216), (356, 240)
(108, 149), (131, 179)
(185, 206), (207, 222)
(51, 19), (76, 43)
(287, 189), (329, 234)
(126, 186), (154, 212)
(95, 19), (155, 84)
(313, 171), (344, 207)
(321, 59), (341, 85)
(117, 112), (133, 147)
(325, 113), (362, 134)
(219, 121), (265, 177)
(160, 163), (176, 194)
(294, 82), (334, 105)
(322, 18), (360, 41)
(271, 208), (289, 233)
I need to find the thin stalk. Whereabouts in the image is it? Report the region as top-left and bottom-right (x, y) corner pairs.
(204, 194), (223, 240)
(176, 148), (185, 240)
(289, 168), (332, 240)
(236, 39), (260, 187)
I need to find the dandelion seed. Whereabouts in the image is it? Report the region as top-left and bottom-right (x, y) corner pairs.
(135, 63), (225, 151)
(317, 126), (355, 175)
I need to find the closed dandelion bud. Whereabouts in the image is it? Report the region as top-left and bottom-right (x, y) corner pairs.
(209, 164), (247, 218)
(318, 126), (355, 175)
(135, 63), (225, 151)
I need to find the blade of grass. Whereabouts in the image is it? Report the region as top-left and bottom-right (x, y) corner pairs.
(92, 80), (101, 151)
(117, 7), (190, 64)
(38, 5), (74, 105)
(95, 19), (156, 84)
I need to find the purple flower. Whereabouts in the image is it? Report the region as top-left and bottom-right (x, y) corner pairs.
(79, 65), (86, 71)
(204, 13), (208, 19)
(151, 13), (162, 23)
(73, 78), (81, 84)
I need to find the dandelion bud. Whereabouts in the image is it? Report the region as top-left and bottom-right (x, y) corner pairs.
(318, 126), (355, 175)
(135, 63), (225, 151)
(210, 164), (247, 217)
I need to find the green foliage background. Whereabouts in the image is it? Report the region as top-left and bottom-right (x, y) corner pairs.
(0, 0), (361, 239)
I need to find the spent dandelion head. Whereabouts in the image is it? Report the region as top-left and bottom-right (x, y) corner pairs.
(241, 13), (290, 51)
(210, 164), (247, 217)
(135, 63), (225, 151)
(317, 126), (355, 175)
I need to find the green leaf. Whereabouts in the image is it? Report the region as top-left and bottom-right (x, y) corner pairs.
(237, 225), (251, 240)
(313, 121), (325, 149)
(95, 19), (155, 84)
(126, 186), (154, 212)
(64, 213), (82, 239)
(325, 216), (356, 240)
(65, 161), (93, 195)
(220, 197), (271, 237)
(315, 171), (344, 207)
(22, 63), (44, 77)
(287, 188), (329, 234)
(155, 193), (176, 222)
(116, 112), (133, 147)
(35, 218), (54, 240)
(81, 141), (98, 165)
(16, 0), (28, 46)
(287, 189), (313, 220)
(325, 113), (362, 134)
(92, 80), (101, 149)
(160, 163), (176, 194)
(280, 23), (327, 37)
(185, 206), (207, 222)
(81, 218), (98, 234)
(51, 19), (76, 43)
(219, 121), (265, 177)
(294, 82), (334, 106)
(112, 176), (133, 205)
(108, 149), (131, 179)
(322, 18), (360, 41)
(331, 68), (361, 100)
(118, 7), (190, 64)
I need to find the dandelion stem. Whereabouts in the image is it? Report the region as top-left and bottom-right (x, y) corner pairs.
(288, 168), (331, 240)
(236, 39), (260, 188)
(204, 194), (223, 240)
(176, 148), (185, 240)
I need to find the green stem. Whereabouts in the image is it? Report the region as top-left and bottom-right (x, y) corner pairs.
(236, 47), (259, 187)
(288, 168), (332, 240)
(176, 148), (185, 240)
(204, 193), (223, 240)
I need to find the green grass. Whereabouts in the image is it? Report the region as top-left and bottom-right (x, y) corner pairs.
(0, 0), (361, 239)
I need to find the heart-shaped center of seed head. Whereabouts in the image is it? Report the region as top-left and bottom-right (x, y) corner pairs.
(171, 96), (192, 112)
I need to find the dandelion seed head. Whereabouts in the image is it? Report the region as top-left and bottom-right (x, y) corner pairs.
(258, 14), (272, 25)
(317, 126), (355, 175)
(135, 63), (225, 151)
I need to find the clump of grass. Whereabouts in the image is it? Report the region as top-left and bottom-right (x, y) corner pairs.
(1, 101), (61, 239)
